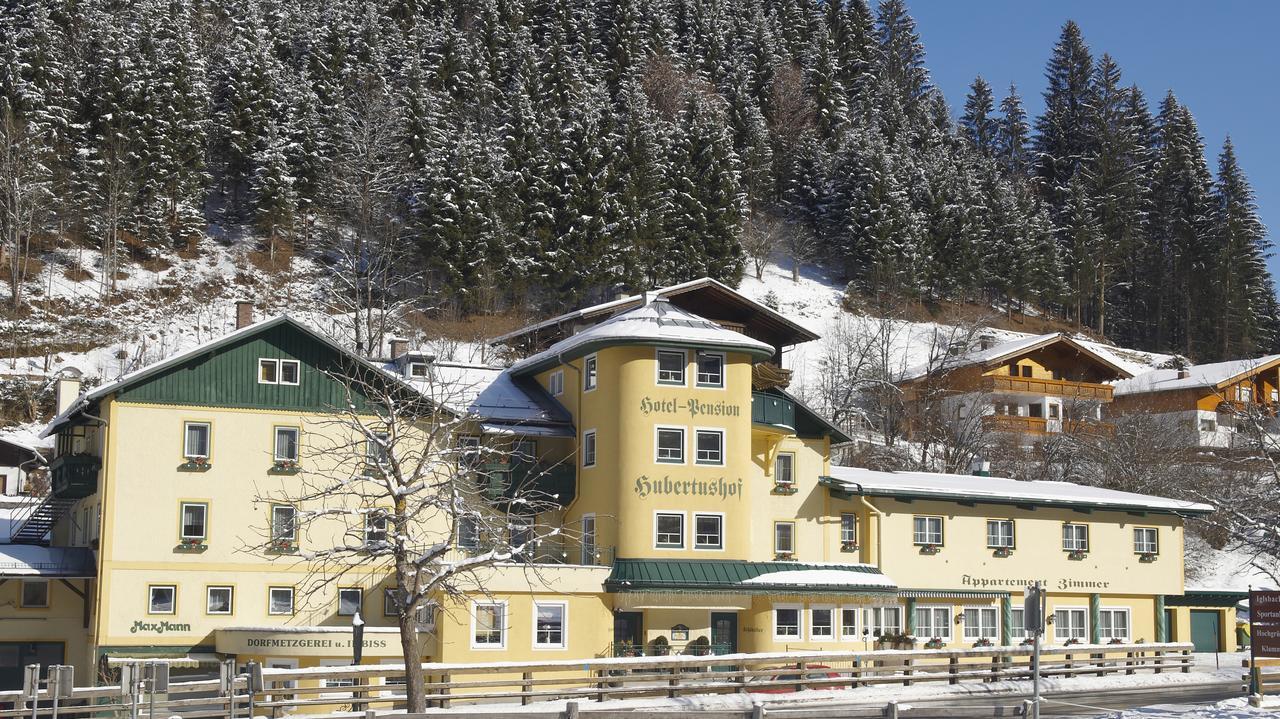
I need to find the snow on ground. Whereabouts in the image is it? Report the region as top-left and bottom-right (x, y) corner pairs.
(1185, 533), (1278, 592)
(737, 261), (1173, 412)
(1109, 696), (1278, 718)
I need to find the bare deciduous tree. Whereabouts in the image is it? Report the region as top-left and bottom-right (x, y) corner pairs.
(250, 365), (574, 712)
(0, 104), (50, 312)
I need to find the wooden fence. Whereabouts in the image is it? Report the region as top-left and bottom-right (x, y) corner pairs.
(1244, 656), (1280, 707)
(0, 642), (1194, 718)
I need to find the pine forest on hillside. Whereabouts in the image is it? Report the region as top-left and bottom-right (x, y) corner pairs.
(1, 0), (1277, 363)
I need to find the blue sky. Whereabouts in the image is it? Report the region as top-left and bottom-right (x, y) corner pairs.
(906, 0), (1280, 276)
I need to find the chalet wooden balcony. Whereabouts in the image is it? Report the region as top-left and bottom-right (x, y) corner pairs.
(982, 415), (1115, 437)
(51, 454), (101, 499)
(752, 391), (795, 431)
(751, 362), (793, 390)
(981, 375), (1114, 402)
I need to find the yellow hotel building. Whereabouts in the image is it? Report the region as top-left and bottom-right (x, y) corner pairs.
(0, 280), (1240, 692)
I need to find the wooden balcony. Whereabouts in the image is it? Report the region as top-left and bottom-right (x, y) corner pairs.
(752, 362), (792, 390)
(981, 375), (1114, 402)
(982, 415), (1115, 437)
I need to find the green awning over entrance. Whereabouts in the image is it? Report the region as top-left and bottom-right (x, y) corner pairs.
(1164, 590), (1248, 607)
(604, 559), (896, 594)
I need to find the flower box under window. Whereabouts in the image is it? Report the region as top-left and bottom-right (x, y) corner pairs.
(919, 544), (941, 555)
(270, 459), (301, 475)
(924, 637), (945, 649)
(840, 541), (859, 552)
(176, 538), (207, 552)
(269, 539), (298, 554)
(179, 457), (211, 472)
(992, 547), (1013, 558)
(972, 637), (993, 647)
(773, 483), (797, 495)
(1067, 549), (1087, 560)
(1138, 552), (1157, 563)
(774, 551), (795, 561)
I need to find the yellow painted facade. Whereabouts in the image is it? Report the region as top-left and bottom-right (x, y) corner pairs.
(1, 302), (1236, 696)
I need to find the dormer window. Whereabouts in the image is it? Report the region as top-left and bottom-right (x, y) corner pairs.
(407, 362), (429, 379)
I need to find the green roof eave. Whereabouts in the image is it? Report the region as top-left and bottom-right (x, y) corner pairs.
(511, 338), (775, 378)
(603, 558), (894, 594)
(767, 387), (852, 444)
(1163, 590), (1249, 607)
(820, 477), (1215, 517)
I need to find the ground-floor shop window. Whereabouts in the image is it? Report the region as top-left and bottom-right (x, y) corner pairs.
(319, 659), (358, 698)
(865, 606), (903, 636)
(963, 607), (999, 642)
(914, 606), (951, 640)
(534, 601), (567, 649)
(1010, 608), (1027, 641)
(773, 605), (801, 640)
(1054, 608), (1088, 642)
(1098, 608), (1130, 641)
(810, 606), (834, 639)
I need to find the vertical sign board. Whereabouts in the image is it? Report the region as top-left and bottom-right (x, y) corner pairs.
(1250, 590), (1280, 697)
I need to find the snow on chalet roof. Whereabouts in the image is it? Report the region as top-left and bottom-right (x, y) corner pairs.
(1113, 355), (1280, 396)
(421, 362), (571, 431)
(509, 297), (775, 376)
(824, 466), (1214, 516)
(897, 332), (1133, 382)
(739, 568), (897, 590)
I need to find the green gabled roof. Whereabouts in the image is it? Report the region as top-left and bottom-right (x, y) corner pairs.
(604, 558), (895, 594)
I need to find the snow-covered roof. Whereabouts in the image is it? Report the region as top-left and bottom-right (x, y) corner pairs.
(421, 362), (572, 432)
(897, 332), (1134, 383)
(740, 568), (897, 590)
(510, 298), (776, 376)
(824, 466), (1214, 516)
(1113, 355), (1280, 396)
(0, 544), (96, 577)
(0, 424), (54, 455)
(490, 277), (818, 348)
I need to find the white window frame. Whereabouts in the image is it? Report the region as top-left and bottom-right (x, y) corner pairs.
(914, 605), (952, 640)
(1062, 523), (1089, 552)
(183, 421), (211, 460)
(407, 361), (430, 379)
(549, 369), (564, 396)
(279, 359), (300, 385)
(532, 600), (568, 650)
(20, 579), (49, 608)
(693, 512), (724, 551)
(319, 659), (358, 697)
(810, 605), (835, 640)
(149, 585), (176, 615)
(1010, 608), (1027, 641)
(457, 516), (480, 549)
(774, 521), (795, 555)
(839, 607), (860, 640)
(180, 502), (208, 540)
(962, 606), (1000, 641)
(840, 513), (858, 545)
(774, 452), (795, 487)
(258, 358), (279, 384)
(865, 606), (903, 636)
(1098, 607), (1131, 641)
(582, 429), (597, 468)
(471, 601), (508, 650)
(271, 504), (297, 542)
(1053, 607), (1088, 643)
(986, 519), (1015, 549)
(268, 586), (294, 615)
(654, 511), (685, 549)
(206, 585), (233, 615)
(583, 354), (598, 392)
(695, 351), (725, 389)
(274, 426), (300, 462)
(913, 516), (943, 546)
(693, 428), (724, 465)
(365, 514), (388, 544)
(773, 604), (802, 641)
(655, 348), (687, 386)
(1134, 527), (1158, 555)
(655, 425), (685, 464)
(456, 434), (481, 468)
(337, 587), (362, 616)
(267, 658), (298, 691)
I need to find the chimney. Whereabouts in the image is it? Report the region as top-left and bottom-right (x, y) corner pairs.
(235, 301), (254, 330)
(1177, 368), (1190, 379)
(55, 369), (82, 415)
(978, 333), (996, 351)
(389, 338), (409, 359)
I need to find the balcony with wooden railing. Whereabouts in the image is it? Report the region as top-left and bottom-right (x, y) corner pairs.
(981, 375), (1114, 401)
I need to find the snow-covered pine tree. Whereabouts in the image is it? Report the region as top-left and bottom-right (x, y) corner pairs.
(1034, 21), (1096, 224)
(959, 76), (997, 157)
(995, 84), (1029, 178)
(1211, 138), (1276, 357)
